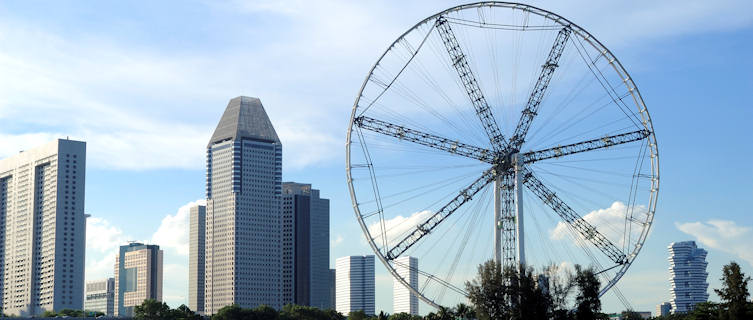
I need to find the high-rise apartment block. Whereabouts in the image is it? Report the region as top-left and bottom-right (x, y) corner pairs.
(668, 241), (709, 314)
(282, 182), (330, 309)
(0, 139), (86, 316)
(205, 96), (283, 313)
(189, 204), (206, 314)
(393, 256), (418, 315)
(84, 278), (114, 316)
(114, 243), (163, 317)
(336, 256), (375, 315)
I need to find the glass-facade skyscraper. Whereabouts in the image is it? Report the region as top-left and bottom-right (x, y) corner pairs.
(281, 182), (330, 309)
(205, 96), (283, 313)
(668, 241), (709, 313)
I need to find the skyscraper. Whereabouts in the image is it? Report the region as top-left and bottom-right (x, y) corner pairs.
(393, 256), (418, 315)
(668, 241), (709, 314)
(114, 243), (163, 317)
(0, 139), (87, 316)
(84, 278), (115, 316)
(281, 182), (330, 309)
(330, 269), (336, 310)
(205, 96), (283, 313)
(189, 204), (206, 314)
(336, 256), (375, 315)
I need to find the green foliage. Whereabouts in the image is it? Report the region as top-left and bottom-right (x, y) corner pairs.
(621, 311), (645, 320)
(715, 262), (752, 320)
(454, 303), (474, 320)
(39, 309), (104, 318)
(465, 260), (507, 320)
(465, 260), (558, 320)
(387, 312), (422, 320)
(280, 304), (344, 320)
(347, 310), (369, 320)
(134, 299), (177, 320)
(573, 265), (601, 320)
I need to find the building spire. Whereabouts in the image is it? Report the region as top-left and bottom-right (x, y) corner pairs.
(208, 96), (280, 146)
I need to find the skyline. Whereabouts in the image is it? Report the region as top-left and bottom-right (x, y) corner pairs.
(1, 0), (752, 315)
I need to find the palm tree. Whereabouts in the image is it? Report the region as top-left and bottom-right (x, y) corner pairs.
(455, 303), (474, 319)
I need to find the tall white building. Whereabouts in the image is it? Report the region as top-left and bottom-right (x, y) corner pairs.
(84, 278), (114, 316)
(281, 182), (330, 309)
(336, 256), (375, 315)
(0, 139), (86, 316)
(393, 256), (418, 315)
(668, 241), (709, 314)
(114, 243), (163, 317)
(205, 96), (283, 313)
(189, 204), (206, 314)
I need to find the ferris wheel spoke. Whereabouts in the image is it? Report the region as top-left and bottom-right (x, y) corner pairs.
(354, 116), (495, 162)
(521, 129), (650, 164)
(509, 26), (572, 150)
(385, 169), (495, 260)
(519, 166), (627, 264)
(436, 16), (507, 152)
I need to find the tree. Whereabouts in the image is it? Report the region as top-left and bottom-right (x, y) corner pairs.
(212, 304), (254, 320)
(687, 302), (720, 320)
(466, 260), (508, 320)
(715, 262), (751, 320)
(544, 263), (574, 319)
(454, 303), (474, 320)
(387, 312), (421, 320)
(348, 310), (369, 320)
(621, 311), (645, 320)
(173, 304), (202, 320)
(573, 265), (601, 320)
(134, 299), (174, 320)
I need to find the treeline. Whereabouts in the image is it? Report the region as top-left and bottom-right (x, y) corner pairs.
(464, 260), (605, 320)
(68, 260), (751, 320)
(651, 262), (752, 320)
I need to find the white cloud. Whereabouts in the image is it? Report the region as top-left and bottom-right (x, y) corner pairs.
(676, 219), (753, 267)
(1, 1), (751, 172)
(550, 201), (648, 249)
(151, 199), (206, 257)
(85, 217), (132, 281)
(368, 210), (433, 248)
(162, 263), (189, 308)
(332, 234), (344, 247)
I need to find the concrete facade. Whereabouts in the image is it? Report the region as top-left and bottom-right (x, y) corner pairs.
(393, 256), (418, 315)
(189, 205), (206, 314)
(281, 182), (330, 309)
(335, 256), (374, 315)
(0, 139), (87, 316)
(114, 243), (163, 317)
(205, 96), (283, 313)
(84, 278), (114, 316)
(668, 241), (708, 314)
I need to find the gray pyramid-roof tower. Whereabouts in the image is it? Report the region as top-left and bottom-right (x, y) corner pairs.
(208, 96), (280, 147)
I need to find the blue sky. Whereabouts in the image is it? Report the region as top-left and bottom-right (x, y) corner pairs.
(1, 0), (752, 314)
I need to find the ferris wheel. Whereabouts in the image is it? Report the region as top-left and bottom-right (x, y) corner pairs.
(346, 2), (658, 308)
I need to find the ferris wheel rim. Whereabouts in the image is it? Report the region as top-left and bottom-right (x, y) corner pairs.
(346, 1), (659, 308)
